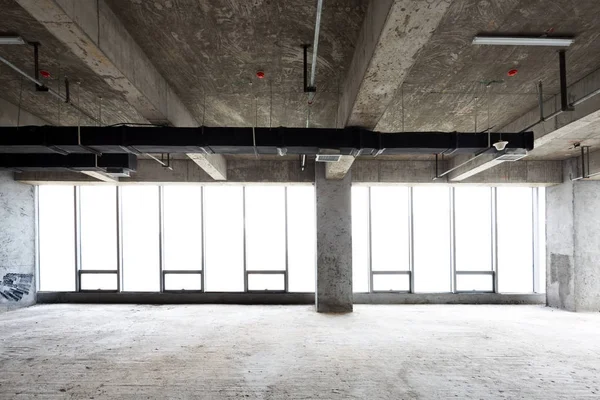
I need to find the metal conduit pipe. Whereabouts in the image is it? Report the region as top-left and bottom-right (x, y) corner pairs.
(308, 0), (324, 104)
(0, 54), (101, 125)
(434, 147), (492, 179)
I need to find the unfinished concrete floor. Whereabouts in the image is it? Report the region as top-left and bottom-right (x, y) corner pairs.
(1, 305), (599, 399)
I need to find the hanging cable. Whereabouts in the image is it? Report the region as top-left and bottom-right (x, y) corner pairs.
(16, 76), (24, 128)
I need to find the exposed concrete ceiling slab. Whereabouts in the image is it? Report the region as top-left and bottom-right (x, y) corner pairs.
(376, 0), (600, 137)
(0, 0), (145, 126)
(103, 0), (368, 128)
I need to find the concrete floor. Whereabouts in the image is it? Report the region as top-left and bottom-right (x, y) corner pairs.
(1, 305), (599, 399)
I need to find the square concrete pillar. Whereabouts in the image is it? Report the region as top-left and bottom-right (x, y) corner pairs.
(315, 163), (353, 313)
(546, 161), (600, 311)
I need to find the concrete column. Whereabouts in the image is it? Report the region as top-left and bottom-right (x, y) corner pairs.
(0, 173), (36, 311)
(546, 160), (600, 311)
(0, 98), (39, 311)
(315, 163), (353, 313)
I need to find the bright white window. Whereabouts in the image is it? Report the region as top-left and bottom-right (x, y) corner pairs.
(39, 186), (75, 291)
(455, 187), (492, 272)
(287, 186), (316, 292)
(497, 187), (534, 293)
(371, 187), (410, 272)
(163, 186), (202, 271)
(245, 186), (286, 271)
(121, 186), (160, 292)
(80, 186), (117, 271)
(413, 187), (451, 293)
(204, 186), (244, 292)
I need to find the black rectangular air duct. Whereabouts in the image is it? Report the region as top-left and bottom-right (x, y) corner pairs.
(0, 126), (534, 156)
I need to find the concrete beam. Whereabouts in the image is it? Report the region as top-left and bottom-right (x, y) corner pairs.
(325, 156), (355, 180)
(351, 159), (562, 185)
(14, 158), (562, 186)
(452, 60), (600, 180)
(501, 66), (600, 150)
(186, 154), (227, 181)
(337, 0), (450, 130)
(447, 154), (505, 182)
(15, 159), (315, 185)
(16, 0), (227, 180)
(80, 171), (118, 182)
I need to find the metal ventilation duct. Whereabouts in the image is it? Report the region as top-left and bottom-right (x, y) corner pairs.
(0, 126), (534, 157)
(0, 153), (136, 173)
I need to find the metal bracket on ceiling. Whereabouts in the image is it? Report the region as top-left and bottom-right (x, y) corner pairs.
(433, 153), (446, 181)
(144, 152), (172, 170)
(559, 50), (575, 113)
(160, 153), (172, 169)
(519, 50), (575, 133)
(302, 44), (317, 94)
(300, 154), (306, 172)
(570, 144), (598, 181)
(29, 42), (48, 92)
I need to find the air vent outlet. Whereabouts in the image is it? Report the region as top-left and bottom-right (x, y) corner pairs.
(316, 154), (342, 163)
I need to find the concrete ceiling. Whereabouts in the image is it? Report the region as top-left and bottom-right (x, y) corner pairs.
(104, 0), (368, 128)
(376, 0), (600, 135)
(0, 0), (146, 126)
(2, 0), (600, 166)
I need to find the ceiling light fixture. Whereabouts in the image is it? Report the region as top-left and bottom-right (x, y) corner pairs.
(0, 36), (26, 45)
(472, 36), (574, 47)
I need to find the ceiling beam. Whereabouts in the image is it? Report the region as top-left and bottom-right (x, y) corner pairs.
(13, 158), (563, 186)
(450, 58), (600, 180)
(325, 156), (355, 180)
(337, 0), (451, 129)
(15, 159), (315, 185)
(333, 0), (451, 178)
(15, 0), (227, 180)
(186, 154), (227, 181)
(446, 154), (505, 181)
(81, 171), (118, 182)
(352, 159), (563, 185)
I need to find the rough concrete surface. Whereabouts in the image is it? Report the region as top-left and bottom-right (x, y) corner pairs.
(546, 160), (600, 312)
(315, 163), (352, 312)
(572, 180), (600, 311)
(0, 0), (145, 126)
(0, 172), (35, 311)
(1, 304), (600, 399)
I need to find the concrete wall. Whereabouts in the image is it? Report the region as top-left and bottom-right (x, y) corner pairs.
(0, 98), (40, 311)
(546, 160), (600, 311)
(0, 172), (36, 311)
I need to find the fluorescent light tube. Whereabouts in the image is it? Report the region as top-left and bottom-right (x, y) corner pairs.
(472, 36), (574, 47)
(0, 36), (26, 45)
